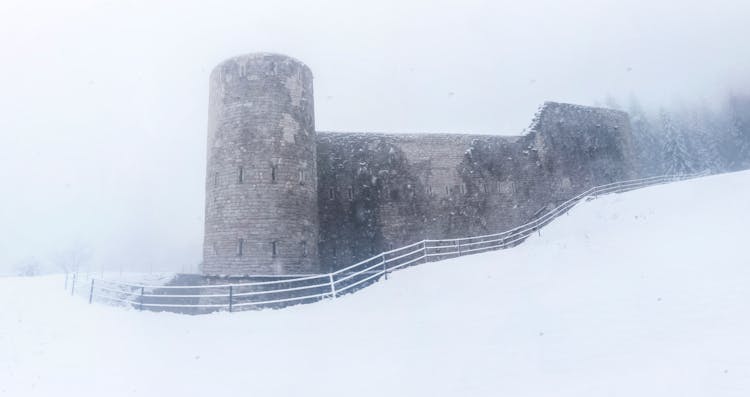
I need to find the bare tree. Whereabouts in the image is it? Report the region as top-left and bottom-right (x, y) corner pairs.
(55, 244), (92, 275)
(15, 257), (40, 277)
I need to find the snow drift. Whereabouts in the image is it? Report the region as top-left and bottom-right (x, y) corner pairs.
(2, 171), (750, 397)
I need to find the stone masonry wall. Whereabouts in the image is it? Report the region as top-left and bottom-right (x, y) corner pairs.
(203, 54), (319, 276)
(201, 53), (635, 276)
(316, 103), (634, 270)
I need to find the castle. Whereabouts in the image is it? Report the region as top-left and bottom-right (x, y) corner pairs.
(202, 53), (636, 276)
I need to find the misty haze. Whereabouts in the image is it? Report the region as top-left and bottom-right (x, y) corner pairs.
(2, 0), (750, 396)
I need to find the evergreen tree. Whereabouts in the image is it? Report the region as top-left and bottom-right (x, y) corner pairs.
(604, 95), (622, 111)
(628, 97), (662, 176)
(660, 109), (693, 175)
(726, 95), (750, 170)
(681, 106), (725, 173)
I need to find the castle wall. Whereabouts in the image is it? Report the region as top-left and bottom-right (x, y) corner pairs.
(201, 53), (636, 276)
(316, 103), (634, 270)
(203, 54), (319, 276)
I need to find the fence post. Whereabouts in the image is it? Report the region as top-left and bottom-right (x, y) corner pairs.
(422, 241), (427, 262)
(139, 287), (145, 311)
(538, 219), (542, 237)
(71, 273), (77, 296)
(457, 240), (462, 256)
(228, 285), (233, 312)
(88, 279), (95, 304)
(382, 254), (388, 280)
(328, 274), (337, 298)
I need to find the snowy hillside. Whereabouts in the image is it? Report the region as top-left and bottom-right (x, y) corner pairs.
(2, 171), (750, 397)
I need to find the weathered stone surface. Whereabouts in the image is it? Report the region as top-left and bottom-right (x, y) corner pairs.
(203, 53), (635, 276)
(203, 53), (318, 276)
(316, 102), (634, 270)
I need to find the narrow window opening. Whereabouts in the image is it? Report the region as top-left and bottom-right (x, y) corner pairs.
(271, 241), (277, 257)
(271, 165), (277, 183)
(301, 241), (308, 257)
(460, 184), (466, 194)
(237, 238), (244, 257)
(329, 188), (334, 200)
(445, 186), (450, 195)
(347, 187), (353, 200)
(299, 169), (305, 184)
(428, 185), (432, 194)
(238, 166), (244, 184)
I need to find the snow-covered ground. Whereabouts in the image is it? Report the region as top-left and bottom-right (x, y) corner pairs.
(2, 171), (750, 397)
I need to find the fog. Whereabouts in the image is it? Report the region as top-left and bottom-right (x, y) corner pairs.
(1, 0), (748, 274)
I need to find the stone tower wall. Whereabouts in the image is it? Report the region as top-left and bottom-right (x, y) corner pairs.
(203, 54), (319, 276)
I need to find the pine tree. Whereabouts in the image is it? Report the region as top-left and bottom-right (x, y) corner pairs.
(628, 97), (662, 176)
(660, 109), (693, 175)
(726, 95), (750, 170)
(682, 106), (724, 173)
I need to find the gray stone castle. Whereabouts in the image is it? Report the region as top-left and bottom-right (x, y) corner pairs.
(203, 53), (635, 277)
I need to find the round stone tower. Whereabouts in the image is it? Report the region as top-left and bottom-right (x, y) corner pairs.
(203, 53), (319, 276)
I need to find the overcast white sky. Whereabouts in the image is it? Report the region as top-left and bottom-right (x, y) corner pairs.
(0, 0), (748, 274)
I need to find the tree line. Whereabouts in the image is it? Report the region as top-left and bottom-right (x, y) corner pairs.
(603, 93), (750, 176)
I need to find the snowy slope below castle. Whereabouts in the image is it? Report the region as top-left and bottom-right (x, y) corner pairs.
(2, 171), (750, 397)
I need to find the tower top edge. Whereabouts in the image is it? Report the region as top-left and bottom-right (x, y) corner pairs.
(210, 52), (312, 78)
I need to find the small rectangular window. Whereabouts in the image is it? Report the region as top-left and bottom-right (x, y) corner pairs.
(347, 187), (353, 200)
(329, 188), (334, 200)
(301, 241), (308, 257)
(299, 169), (305, 184)
(460, 184), (466, 194)
(238, 166), (244, 184)
(427, 185), (432, 194)
(271, 165), (277, 182)
(271, 241), (277, 257)
(445, 186), (450, 195)
(237, 238), (244, 257)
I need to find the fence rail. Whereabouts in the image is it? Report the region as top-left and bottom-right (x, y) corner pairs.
(70, 172), (706, 313)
